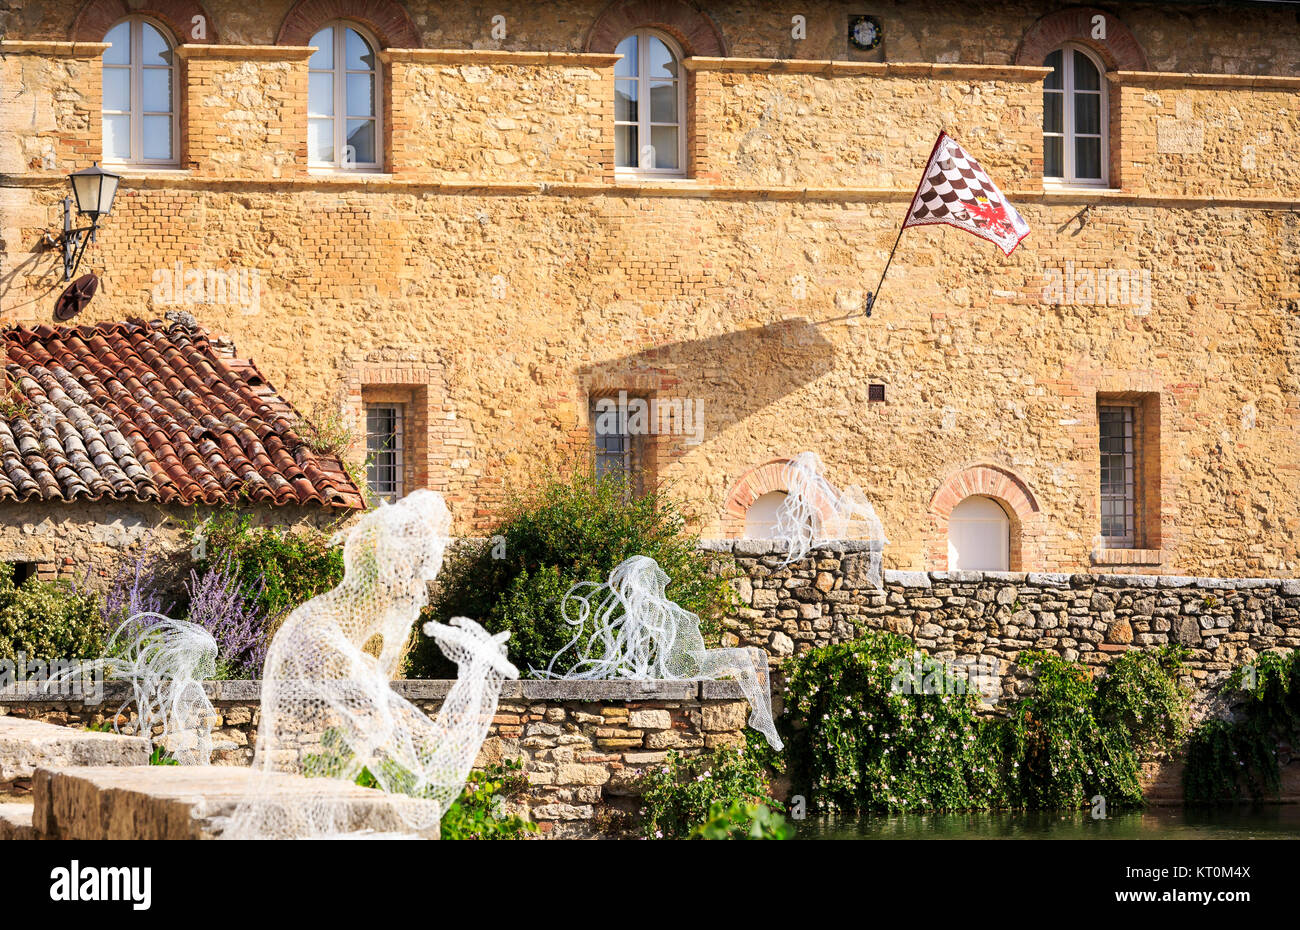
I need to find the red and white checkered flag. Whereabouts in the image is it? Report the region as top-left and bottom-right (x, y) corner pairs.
(904, 131), (1030, 256)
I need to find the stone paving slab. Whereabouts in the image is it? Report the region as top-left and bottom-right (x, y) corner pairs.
(31, 766), (437, 840)
(0, 716), (150, 781)
(0, 802), (35, 840)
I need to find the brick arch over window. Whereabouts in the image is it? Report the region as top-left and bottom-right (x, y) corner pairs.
(586, 0), (727, 56)
(722, 458), (792, 537)
(926, 465), (1045, 572)
(1014, 6), (1148, 71)
(72, 0), (217, 43)
(276, 0), (419, 48)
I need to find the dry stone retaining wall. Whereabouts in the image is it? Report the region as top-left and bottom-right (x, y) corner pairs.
(0, 679), (751, 839)
(709, 540), (1300, 703)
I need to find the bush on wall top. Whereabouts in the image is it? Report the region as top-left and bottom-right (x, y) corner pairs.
(406, 468), (735, 679)
(0, 564), (104, 662)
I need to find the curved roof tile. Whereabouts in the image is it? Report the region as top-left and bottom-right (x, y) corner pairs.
(1, 319), (364, 510)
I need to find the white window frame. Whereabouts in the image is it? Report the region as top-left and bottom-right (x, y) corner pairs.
(101, 16), (180, 167)
(308, 21), (383, 171)
(614, 28), (687, 178)
(365, 403), (404, 501)
(1042, 43), (1109, 188)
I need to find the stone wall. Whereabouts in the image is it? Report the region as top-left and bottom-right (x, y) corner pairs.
(710, 540), (1300, 704)
(0, 679), (752, 838)
(1, 2), (1298, 580)
(0, 500), (341, 591)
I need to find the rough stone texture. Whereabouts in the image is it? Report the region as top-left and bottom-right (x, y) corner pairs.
(718, 544), (1300, 704)
(2, 680), (750, 839)
(28, 765), (428, 839)
(1, 4), (1297, 579)
(0, 715), (150, 782)
(388, 57), (611, 182)
(0, 499), (340, 591)
(0, 802), (36, 840)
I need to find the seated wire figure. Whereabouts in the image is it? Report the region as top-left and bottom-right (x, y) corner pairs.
(224, 490), (518, 839)
(537, 555), (783, 750)
(773, 451), (888, 564)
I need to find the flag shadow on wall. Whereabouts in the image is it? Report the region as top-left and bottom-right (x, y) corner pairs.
(577, 318), (835, 474)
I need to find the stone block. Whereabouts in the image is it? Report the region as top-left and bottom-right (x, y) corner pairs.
(30, 765), (433, 840)
(0, 717), (150, 781)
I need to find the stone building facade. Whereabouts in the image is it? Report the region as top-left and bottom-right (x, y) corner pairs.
(1, 1), (1297, 578)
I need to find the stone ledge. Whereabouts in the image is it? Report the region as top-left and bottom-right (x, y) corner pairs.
(30, 765), (432, 840)
(0, 717), (150, 781)
(1109, 69), (1300, 90)
(699, 538), (883, 555)
(683, 56), (1052, 82)
(0, 40), (109, 56)
(2, 679), (740, 704)
(380, 48), (621, 67)
(174, 43), (315, 60)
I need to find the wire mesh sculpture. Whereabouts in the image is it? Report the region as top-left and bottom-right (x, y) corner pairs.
(50, 613), (219, 765)
(773, 451), (888, 563)
(536, 555), (783, 750)
(223, 489), (519, 839)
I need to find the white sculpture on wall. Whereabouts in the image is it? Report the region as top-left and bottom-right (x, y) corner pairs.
(53, 614), (219, 765)
(538, 555), (783, 750)
(224, 490), (518, 839)
(773, 451), (888, 563)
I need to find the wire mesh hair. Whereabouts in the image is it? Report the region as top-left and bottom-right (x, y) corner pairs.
(773, 451), (888, 563)
(536, 555), (782, 750)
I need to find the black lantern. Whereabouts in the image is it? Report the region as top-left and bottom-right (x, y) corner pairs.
(61, 162), (121, 280)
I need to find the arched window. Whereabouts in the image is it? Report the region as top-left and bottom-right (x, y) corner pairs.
(947, 496), (1010, 572)
(744, 491), (789, 539)
(101, 17), (178, 165)
(307, 22), (381, 169)
(1042, 44), (1107, 186)
(614, 29), (685, 176)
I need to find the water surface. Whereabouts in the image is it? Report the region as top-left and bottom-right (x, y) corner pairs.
(797, 807), (1300, 840)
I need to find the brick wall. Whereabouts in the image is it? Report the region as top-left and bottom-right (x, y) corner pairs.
(1, 2), (1298, 578)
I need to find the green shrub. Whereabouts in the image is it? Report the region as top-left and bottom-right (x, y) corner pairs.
(999, 650), (1145, 810)
(305, 729), (537, 839)
(407, 469), (734, 678)
(0, 565), (104, 662)
(689, 801), (793, 840)
(783, 631), (994, 813)
(781, 631), (1192, 814)
(439, 760), (538, 840)
(1186, 649), (1300, 803)
(1095, 645), (1191, 753)
(637, 747), (782, 839)
(194, 511), (344, 623)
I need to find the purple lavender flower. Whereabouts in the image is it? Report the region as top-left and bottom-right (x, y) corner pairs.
(102, 546), (174, 633)
(184, 558), (270, 678)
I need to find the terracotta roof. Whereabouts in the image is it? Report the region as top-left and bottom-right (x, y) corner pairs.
(0, 319), (364, 510)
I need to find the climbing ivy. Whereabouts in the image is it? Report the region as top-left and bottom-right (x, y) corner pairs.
(781, 631), (1191, 814)
(1185, 649), (1299, 803)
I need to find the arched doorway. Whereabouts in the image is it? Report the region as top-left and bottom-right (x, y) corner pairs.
(743, 490), (788, 538)
(948, 496), (1010, 571)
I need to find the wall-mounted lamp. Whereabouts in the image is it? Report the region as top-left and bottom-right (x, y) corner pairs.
(60, 162), (120, 281)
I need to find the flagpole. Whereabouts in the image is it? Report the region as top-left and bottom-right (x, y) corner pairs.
(863, 220), (907, 318)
